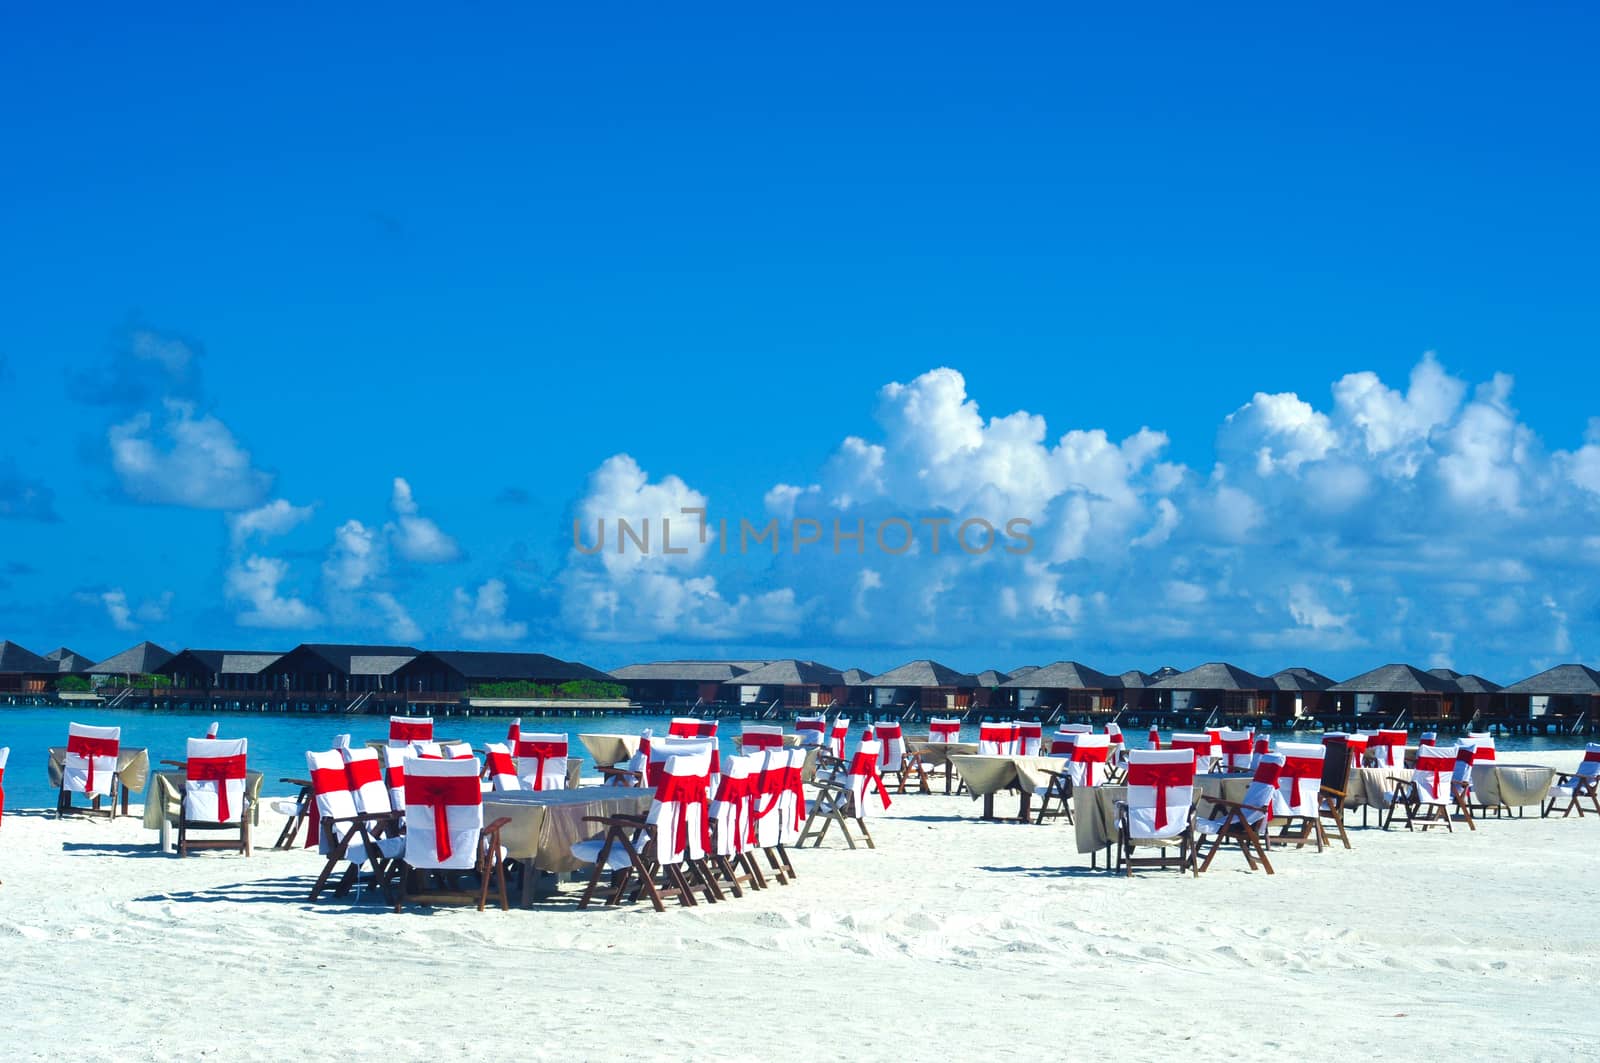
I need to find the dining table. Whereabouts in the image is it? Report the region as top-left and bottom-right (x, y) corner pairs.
(142, 769), (266, 852)
(949, 754), (1060, 822)
(577, 733), (640, 769)
(482, 786), (656, 906)
(907, 740), (979, 794)
(47, 746), (150, 817)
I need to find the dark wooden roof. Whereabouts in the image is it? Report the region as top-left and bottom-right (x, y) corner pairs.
(841, 668), (875, 685)
(1004, 661), (1122, 690)
(268, 644), (420, 676)
(0, 640), (50, 673)
(863, 660), (977, 688)
(724, 659), (843, 687)
(1270, 667), (1336, 691)
(1328, 664), (1456, 694)
(1428, 668), (1501, 693)
(89, 641), (175, 675)
(1500, 664), (1600, 696)
(1153, 662), (1272, 691)
(973, 669), (1011, 687)
(1119, 670), (1155, 688)
(159, 649), (286, 676)
(417, 650), (613, 683)
(610, 661), (761, 683)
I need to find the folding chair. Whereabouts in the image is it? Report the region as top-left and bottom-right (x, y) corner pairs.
(1147, 725), (1161, 750)
(797, 738), (888, 849)
(746, 747), (798, 884)
(1271, 742), (1327, 851)
(483, 741), (520, 792)
(60, 722), (121, 819)
(1466, 733), (1497, 761)
(513, 733), (569, 791)
(710, 753), (764, 894)
(1316, 736), (1354, 850)
(1070, 734), (1112, 789)
(1383, 745), (1456, 832)
(873, 722), (930, 794)
(177, 737), (251, 857)
(794, 715), (827, 749)
(1545, 743), (1600, 818)
(928, 717), (962, 743)
(305, 749), (405, 901)
(824, 717), (851, 770)
(1018, 722), (1043, 756)
(1369, 729), (1407, 770)
(979, 722), (1020, 756)
(393, 755), (510, 912)
(1219, 730), (1254, 773)
(388, 715), (433, 747)
(1114, 750), (1198, 876)
(1169, 733), (1217, 774)
(1206, 728), (1224, 765)
(740, 723), (785, 752)
(1342, 733), (1369, 768)
(597, 728), (653, 787)
(1450, 744), (1484, 828)
(1032, 731), (1077, 825)
(1195, 755), (1283, 874)
(1104, 723), (1127, 782)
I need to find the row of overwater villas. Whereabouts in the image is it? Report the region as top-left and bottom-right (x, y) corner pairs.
(4, 640), (1598, 723)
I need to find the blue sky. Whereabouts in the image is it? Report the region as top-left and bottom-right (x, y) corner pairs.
(2, 4), (1598, 681)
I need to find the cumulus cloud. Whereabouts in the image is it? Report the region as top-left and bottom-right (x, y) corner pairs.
(228, 498), (315, 547)
(451, 578), (528, 642)
(371, 592), (422, 643)
(109, 399), (272, 509)
(225, 556), (323, 629)
(388, 478), (460, 563)
(95, 587), (173, 631)
(69, 325), (206, 408)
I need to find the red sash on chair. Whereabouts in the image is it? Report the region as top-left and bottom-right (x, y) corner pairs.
(1416, 752), (1453, 796)
(715, 772), (756, 849)
(1127, 760), (1192, 831)
(507, 718), (522, 743)
(1148, 726), (1161, 750)
(406, 773), (481, 863)
(781, 761), (807, 829)
(930, 721), (960, 742)
(654, 770), (712, 857)
(307, 765), (352, 849)
(390, 720), (432, 743)
(1073, 744), (1111, 787)
(741, 731), (784, 750)
(186, 754), (247, 823)
(66, 734), (119, 794)
(849, 749), (892, 810)
(485, 748), (516, 782)
(514, 739), (566, 790)
(345, 756), (383, 791)
(1281, 755), (1322, 807)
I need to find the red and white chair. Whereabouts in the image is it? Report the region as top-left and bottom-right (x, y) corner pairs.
(388, 715), (433, 747)
(1383, 744), (1456, 832)
(928, 717), (962, 743)
(204, 721), (220, 739)
(797, 738), (888, 850)
(979, 722), (1021, 756)
(1104, 723), (1127, 777)
(305, 749), (405, 901)
(1451, 744), (1488, 825)
(1195, 754), (1284, 874)
(827, 717), (851, 762)
(1115, 750), (1198, 875)
(872, 721), (929, 794)
(1342, 732), (1369, 768)
(1018, 722), (1044, 756)
(513, 732), (569, 791)
(1206, 728), (1224, 764)
(740, 723), (785, 751)
(1219, 729), (1254, 773)
(1251, 734), (1270, 769)
(1418, 731), (1438, 747)
(61, 723), (122, 817)
(708, 753), (764, 893)
(669, 717), (717, 739)
(1271, 742), (1327, 850)
(1369, 729), (1408, 769)
(1147, 725), (1161, 750)
(1465, 733), (1497, 761)
(745, 746), (801, 884)
(647, 747), (720, 901)
(1169, 732), (1216, 774)
(178, 736), (251, 856)
(483, 741), (519, 792)
(794, 715), (827, 749)
(1034, 731), (1078, 821)
(393, 754), (509, 912)
(1546, 743), (1600, 818)
(1069, 734), (1112, 789)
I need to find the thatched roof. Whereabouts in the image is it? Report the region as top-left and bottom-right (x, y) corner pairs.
(1428, 668), (1501, 694)
(864, 660), (976, 688)
(1270, 667), (1336, 691)
(841, 668), (874, 685)
(1008, 664), (1040, 678)
(0, 640), (49, 673)
(1119, 670), (1155, 688)
(417, 651), (612, 683)
(1154, 662), (1271, 691)
(973, 669), (1011, 687)
(1328, 663), (1455, 694)
(160, 649), (285, 676)
(1500, 664), (1600, 696)
(89, 641), (175, 675)
(46, 647), (96, 673)
(1004, 660), (1122, 690)
(611, 661), (759, 682)
(725, 659), (843, 687)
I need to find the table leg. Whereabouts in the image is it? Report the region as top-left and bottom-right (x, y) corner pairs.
(982, 793), (996, 820)
(1018, 792), (1032, 823)
(945, 763), (954, 796)
(519, 861), (535, 908)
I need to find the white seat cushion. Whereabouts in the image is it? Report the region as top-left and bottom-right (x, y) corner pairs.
(269, 798), (306, 817)
(570, 838), (631, 871)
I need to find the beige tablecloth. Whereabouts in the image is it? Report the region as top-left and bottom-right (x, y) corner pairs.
(142, 770), (266, 830)
(578, 733), (640, 768)
(483, 786), (654, 873)
(1195, 773), (1254, 808)
(1472, 763), (1555, 808)
(1343, 767), (1412, 809)
(1075, 784), (1205, 855)
(950, 754), (1060, 798)
(733, 734), (803, 752)
(906, 741), (979, 766)
(47, 746), (150, 795)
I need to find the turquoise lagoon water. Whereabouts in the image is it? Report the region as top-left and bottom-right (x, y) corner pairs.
(0, 704), (1583, 808)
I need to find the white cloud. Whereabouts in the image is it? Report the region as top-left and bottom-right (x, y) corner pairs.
(451, 578), (528, 642)
(97, 588), (172, 631)
(323, 519), (384, 592)
(225, 555), (322, 629)
(101, 589), (134, 631)
(109, 399), (272, 509)
(228, 498), (315, 547)
(371, 592), (422, 643)
(388, 477), (460, 563)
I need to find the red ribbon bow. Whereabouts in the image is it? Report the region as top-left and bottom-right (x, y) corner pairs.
(1280, 755), (1322, 808)
(514, 739), (565, 790)
(654, 770), (712, 857)
(67, 735), (118, 794)
(406, 773), (481, 863)
(1127, 760), (1193, 831)
(307, 765), (352, 849)
(186, 754), (246, 823)
(390, 721), (432, 742)
(850, 750), (892, 811)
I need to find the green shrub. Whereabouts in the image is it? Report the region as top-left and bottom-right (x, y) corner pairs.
(56, 675), (91, 692)
(467, 679), (626, 700)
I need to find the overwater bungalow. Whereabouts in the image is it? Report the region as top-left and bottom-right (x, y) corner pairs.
(1002, 661), (1122, 716)
(1428, 668), (1503, 724)
(1499, 664), (1600, 729)
(159, 649), (285, 695)
(259, 643), (420, 699)
(721, 659), (845, 711)
(1153, 662), (1274, 721)
(609, 660), (766, 706)
(838, 668), (876, 708)
(396, 650), (613, 700)
(862, 660), (977, 714)
(1117, 670), (1162, 712)
(1269, 667), (1336, 720)
(1326, 663), (1458, 724)
(972, 668), (1012, 711)
(0, 641), (52, 694)
(89, 641), (175, 684)
(45, 647), (95, 675)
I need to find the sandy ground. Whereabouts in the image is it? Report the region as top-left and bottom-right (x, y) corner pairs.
(2, 749), (1597, 1062)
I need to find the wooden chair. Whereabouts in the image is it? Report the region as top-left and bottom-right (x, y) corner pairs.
(597, 729), (653, 788)
(1195, 755), (1282, 874)
(1169, 733), (1217, 775)
(270, 777), (315, 849)
(1219, 730), (1254, 773)
(873, 722), (930, 794)
(177, 737), (252, 857)
(305, 749), (405, 901)
(392, 755), (510, 913)
(710, 753), (765, 895)
(483, 741), (520, 792)
(1316, 736), (1354, 849)
(797, 739), (888, 850)
(1270, 743), (1328, 851)
(1018, 722), (1044, 756)
(1369, 729), (1408, 770)
(1114, 750), (1198, 876)
(1449, 745), (1483, 829)
(59, 722), (121, 819)
(794, 715), (827, 750)
(1103, 724), (1127, 783)
(1545, 743), (1600, 817)
(1383, 746), (1456, 832)
(1032, 731), (1077, 825)
(739, 723), (785, 754)
(387, 714), (434, 747)
(978, 722), (1020, 756)
(513, 733), (569, 791)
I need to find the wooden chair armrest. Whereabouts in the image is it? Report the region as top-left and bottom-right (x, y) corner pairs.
(583, 814), (647, 827)
(281, 776), (313, 787)
(160, 759), (186, 769)
(483, 816), (512, 834)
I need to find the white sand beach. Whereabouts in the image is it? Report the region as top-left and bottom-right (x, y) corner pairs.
(2, 749), (1597, 1062)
